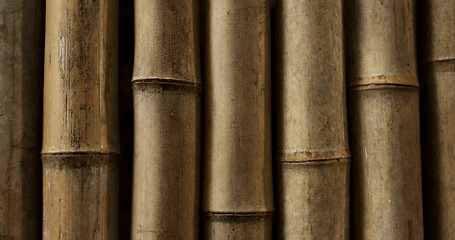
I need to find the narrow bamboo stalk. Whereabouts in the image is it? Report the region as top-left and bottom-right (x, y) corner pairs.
(131, 0), (201, 239)
(42, 0), (119, 239)
(417, 0), (455, 238)
(0, 0), (44, 239)
(202, 1), (273, 239)
(345, 0), (424, 239)
(274, 0), (350, 238)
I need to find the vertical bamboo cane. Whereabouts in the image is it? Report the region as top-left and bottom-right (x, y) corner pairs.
(417, 0), (455, 238)
(202, 1), (273, 239)
(131, 0), (201, 239)
(345, 0), (424, 239)
(0, 0), (44, 239)
(42, 0), (119, 239)
(274, 0), (350, 238)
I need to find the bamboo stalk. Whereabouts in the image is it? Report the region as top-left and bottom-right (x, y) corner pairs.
(417, 0), (455, 238)
(0, 0), (44, 239)
(42, 0), (119, 239)
(202, 1), (273, 239)
(274, 0), (350, 238)
(131, 0), (201, 239)
(345, 0), (424, 239)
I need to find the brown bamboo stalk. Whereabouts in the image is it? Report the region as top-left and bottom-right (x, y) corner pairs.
(0, 1), (44, 239)
(274, 0), (350, 238)
(42, 0), (119, 239)
(202, 1), (273, 239)
(131, 0), (201, 239)
(345, 0), (424, 239)
(417, 0), (455, 238)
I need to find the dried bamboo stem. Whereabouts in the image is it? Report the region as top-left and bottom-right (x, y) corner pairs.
(345, 0), (424, 239)
(274, 0), (350, 238)
(0, 0), (44, 239)
(42, 0), (119, 239)
(417, 0), (455, 238)
(131, 0), (201, 239)
(202, 1), (273, 239)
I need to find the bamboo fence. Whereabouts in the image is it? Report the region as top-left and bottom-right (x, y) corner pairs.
(418, 0), (455, 238)
(2, 1), (454, 239)
(42, 0), (120, 239)
(0, 0), (44, 239)
(274, 0), (350, 238)
(345, 0), (424, 239)
(202, 1), (274, 239)
(131, 0), (201, 239)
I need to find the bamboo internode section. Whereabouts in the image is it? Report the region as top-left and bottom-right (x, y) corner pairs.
(0, 0), (44, 239)
(418, 0), (455, 238)
(202, 1), (273, 239)
(131, 0), (201, 239)
(345, 0), (424, 239)
(274, 0), (350, 238)
(42, 0), (119, 239)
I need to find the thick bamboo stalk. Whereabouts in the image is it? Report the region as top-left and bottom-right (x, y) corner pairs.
(0, 1), (44, 239)
(131, 0), (201, 239)
(345, 0), (424, 239)
(42, 0), (119, 239)
(202, 1), (273, 239)
(274, 0), (350, 238)
(417, 0), (455, 238)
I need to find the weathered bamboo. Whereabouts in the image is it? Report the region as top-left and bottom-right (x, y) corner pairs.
(42, 0), (119, 239)
(131, 0), (201, 239)
(345, 0), (424, 239)
(417, 1), (455, 238)
(202, 1), (273, 239)
(274, 0), (350, 238)
(0, 1), (44, 239)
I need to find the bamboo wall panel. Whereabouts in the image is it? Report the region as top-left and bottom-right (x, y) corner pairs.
(202, 1), (273, 239)
(345, 0), (424, 239)
(418, 0), (455, 238)
(0, 0), (44, 239)
(274, 0), (350, 238)
(131, 0), (201, 239)
(42, 0), (119, 239)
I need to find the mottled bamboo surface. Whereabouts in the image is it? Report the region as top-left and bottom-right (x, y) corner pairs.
(345, 0), (424, 239)
(131, 0), (201, 239)
(274, 0), (350, 239)
(418, 0), (455, 239)
(0, 0), (44, 239)
(202, 1), (274, 239)
(42, 0), (120, 239)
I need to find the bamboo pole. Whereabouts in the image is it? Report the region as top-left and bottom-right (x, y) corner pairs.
(42, 0), (119, 239)
(345, 0), (424, 239)
(417, 0), (455, 238)
(131, 0), (201, 239)
(202, 1), (273, 239)
(0, 1), (44, 239)
(274, 0), (350, 238)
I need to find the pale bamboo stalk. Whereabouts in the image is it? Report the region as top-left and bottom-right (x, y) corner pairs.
(202, 1), (273, 239)
(42, 0), (119, 239)
(274, 0), (350, 238)
(345, 0), (424, 239)
(131, 0), (201, 239)
(0, 0), (44, 239)
(417, 0), (455, 238)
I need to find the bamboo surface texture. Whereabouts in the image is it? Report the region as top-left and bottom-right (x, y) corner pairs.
(42, 0), (119, 239)
(274, 0), (350, 238)
(0, 0), (44, 239)
(418, 0), (455, 238)
(202, 1), (273, 239)
(131, 0), (201, 239)
(345, 0), (424, 239)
